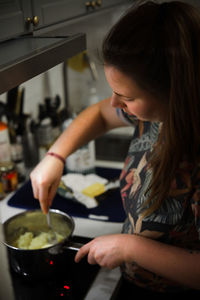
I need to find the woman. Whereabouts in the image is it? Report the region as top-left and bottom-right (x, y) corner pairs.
(30, 1), (200, 294)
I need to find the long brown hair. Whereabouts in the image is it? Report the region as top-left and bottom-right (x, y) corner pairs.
(102, 0), (200, 216)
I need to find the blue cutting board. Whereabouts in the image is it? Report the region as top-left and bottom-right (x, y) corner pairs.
(8, 167), (126, 222)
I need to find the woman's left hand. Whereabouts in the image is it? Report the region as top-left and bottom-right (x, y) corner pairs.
(74, 234), (127, 269)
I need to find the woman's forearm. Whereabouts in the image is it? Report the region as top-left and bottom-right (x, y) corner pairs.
(49, 98), (125, 158)
(124, 233), (200, 289)
(49, 104), (106, 157)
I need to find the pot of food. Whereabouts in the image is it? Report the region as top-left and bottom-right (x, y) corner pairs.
(2, 209), (82, 279)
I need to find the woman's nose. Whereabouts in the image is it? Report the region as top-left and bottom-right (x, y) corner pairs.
(110, 94), (126, 109)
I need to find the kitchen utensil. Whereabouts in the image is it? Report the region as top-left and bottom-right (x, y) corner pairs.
(6, 86), (19, 117)
(0, 101), (5, 117)
(22, 120), (39, 167)
(2, 209), (82, 279)
(46, 209), (57, 244)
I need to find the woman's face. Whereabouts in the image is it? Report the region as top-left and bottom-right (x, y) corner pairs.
(105, 65), (166, 122)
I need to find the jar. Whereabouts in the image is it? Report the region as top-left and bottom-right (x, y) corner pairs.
(0, 162), (18, 193)
(66, 141), (95, 174)
(11, 136), (26, 182)
(0, 121), (11, 162)
(35, 118), (54, 161)
(62, 118), (95, 174)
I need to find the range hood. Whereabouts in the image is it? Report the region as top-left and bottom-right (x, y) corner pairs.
(0, 31), (86, 95)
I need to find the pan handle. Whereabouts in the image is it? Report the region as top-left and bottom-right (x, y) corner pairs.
(63, 241), (83, 251)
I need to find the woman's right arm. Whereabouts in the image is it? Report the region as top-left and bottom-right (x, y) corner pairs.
(30, 98), (127, 213)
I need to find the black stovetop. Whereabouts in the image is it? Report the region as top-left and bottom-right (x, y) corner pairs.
(8, 236), (100, 300)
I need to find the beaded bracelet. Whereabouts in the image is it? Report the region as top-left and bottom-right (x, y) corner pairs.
(46, 152), (65, 165)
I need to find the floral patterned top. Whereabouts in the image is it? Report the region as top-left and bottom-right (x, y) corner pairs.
(117, 108), (200, 293)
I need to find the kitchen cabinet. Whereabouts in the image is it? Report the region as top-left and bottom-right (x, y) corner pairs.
(0, 0), (31, 41)
(0, 0), (133, 94)
(0, 0), (133, 42)
(33, 0), (130, 29)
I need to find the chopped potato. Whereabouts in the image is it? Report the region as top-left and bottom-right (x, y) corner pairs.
(15, 231), (64, 249)
(17, 232), (33, 249)
(29, 232), (49, 249)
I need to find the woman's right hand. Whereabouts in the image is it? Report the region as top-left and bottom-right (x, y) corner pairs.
(30, 155), (64, 214)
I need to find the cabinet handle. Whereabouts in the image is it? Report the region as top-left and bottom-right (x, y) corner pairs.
(25, 16), (39, 27)
(96, 0), (102, 6)
(32, 16), (39, 26)
(85, 1), (97, 10)
(85, 1), (91, 9)
(91, 1), (96, 8)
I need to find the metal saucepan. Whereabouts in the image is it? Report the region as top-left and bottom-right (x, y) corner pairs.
(2, 209), (83, 279)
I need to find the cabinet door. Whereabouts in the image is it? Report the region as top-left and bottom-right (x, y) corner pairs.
(102, 0), (130, 8)
(31, 0), (132, 31)
(0, 0), (31, 41)
(32, 0), (87, 29)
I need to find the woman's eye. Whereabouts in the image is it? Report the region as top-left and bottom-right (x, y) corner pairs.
(125, 98), (135, 102)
